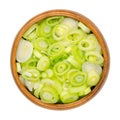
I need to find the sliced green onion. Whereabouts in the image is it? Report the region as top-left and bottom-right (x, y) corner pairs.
(48, 42), (63, 58)
(22, 68), (40, 82)
(82, 62), (102, 75)
(16, 39), (33, 63)
(52, 24), (69, 40)
(23, 24), (38, 41)
(69, 84), (88, 94)
(61, 17), (78, 30)
(24, 80), (35, 91)
(19, 75), (25, 85)
(72, 46), (85, 65)
(34, 82), (43, 98)
(22, 57), (38, 68)
(37, 20), (52, 37)
(78, 34), (100, 51)
(40, 86), (59, 103)
(78, 38), (96, 51)
(78, 22), (91, 33)
(33, 49), (42, 59)
(85, 51), (104, 65)
(66, 29), (86, 44)
(60, 91), (79, 104)
(54, 61), (71, 76)
(46, 16), (64, 26)
(67, 56), (81, 69)
(34, 87), (41, 98)
(32, 37), (48, 51)
(37, 56), (50, 71)
(69, 84), (91, 97)
(67, 69), (87, 86)
(40, 78), (62, 94)
(87, 70), (100, 86)
(16, 62), (22, 73)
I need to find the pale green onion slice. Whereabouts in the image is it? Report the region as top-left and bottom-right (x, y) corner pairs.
(87, 70), (100, 86)
(85, 51), (104, 65)
(82, 62), (102, 75)
(67, 69), (87, 86)
(24, 80), (35, 92)
(33, 49), (42, 59)
(60, 91), (79, 104)
(22, 57), (38, 68)
(69, 84), (91, 96)
(67, 56), (81, 69)
(37, 56), (50, 71)
(23, 24), (38, 41)
(66, 29), (86, 44)
(37, 20), (52, 37)
(22, 68), (40, 82)
(46, 16), (64, 26)
(32, 37), (48, 51)
(34, 87), (42, 98)
(72, 46), (85, 65)
(19, 75), (25, 85)
(78, 38), (96, 51)
(48, 42), (63, 58)
(78, 22), (91, 33)
(54, 61), (71, 76)
(70, 72), (87, 86)
(52, 24), (69, 40)
(61, 17), (78, 30)
(33, 82), (43, 98)
(16, 62), (22, 73)
(16, 39), (33, 63)
(69, 85), (88, 94)
(78, 34), (100, 51)
(40, 78), (62, 94)
(40, 86), (59, 103)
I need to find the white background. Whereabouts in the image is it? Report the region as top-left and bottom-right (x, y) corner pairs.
(0, 0), (119, 119)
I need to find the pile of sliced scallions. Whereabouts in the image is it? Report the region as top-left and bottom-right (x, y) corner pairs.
(16, 16), (104, 104)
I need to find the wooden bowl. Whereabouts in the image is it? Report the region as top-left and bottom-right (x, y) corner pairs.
(11, 9), (110, 110)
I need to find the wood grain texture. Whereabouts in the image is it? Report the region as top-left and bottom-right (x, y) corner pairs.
(10, 9), (110, 110)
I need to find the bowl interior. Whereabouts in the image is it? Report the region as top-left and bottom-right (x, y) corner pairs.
(11, 9), (110, 110)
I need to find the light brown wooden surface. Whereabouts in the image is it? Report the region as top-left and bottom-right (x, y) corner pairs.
(11, 9), (110, 110)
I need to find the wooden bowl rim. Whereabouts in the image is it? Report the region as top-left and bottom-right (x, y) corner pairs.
(11, 9), (110, 110)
